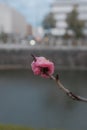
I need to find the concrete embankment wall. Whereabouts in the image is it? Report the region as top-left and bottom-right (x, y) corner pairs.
(0, 47), (87, 70)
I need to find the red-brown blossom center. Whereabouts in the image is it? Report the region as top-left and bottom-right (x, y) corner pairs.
(40, 67), (49, 74)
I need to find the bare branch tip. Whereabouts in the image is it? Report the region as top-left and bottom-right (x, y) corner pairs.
(31, 54), (36, 62)
(55, 74), (59, 81)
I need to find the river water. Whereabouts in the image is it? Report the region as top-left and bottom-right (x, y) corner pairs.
(0, 69), (87, 130)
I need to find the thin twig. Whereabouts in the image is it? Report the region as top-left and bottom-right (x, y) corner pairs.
(49, 74), (87, 103)
(31, 54), (37, 62)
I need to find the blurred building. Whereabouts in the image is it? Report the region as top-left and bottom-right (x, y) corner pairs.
(51, 0), (87, 36)
(33, 26), (44, 43)
(0, 3), (27, 41)
(26, 24), (33, 36)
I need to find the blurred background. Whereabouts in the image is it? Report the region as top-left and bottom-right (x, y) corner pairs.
(0, 0), (87, 45)
(0, 0), (87, 130)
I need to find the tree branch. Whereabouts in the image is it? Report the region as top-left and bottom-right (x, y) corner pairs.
(49, 74), (87, 103)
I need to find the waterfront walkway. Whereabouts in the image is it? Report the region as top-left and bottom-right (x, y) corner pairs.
(0, 43), (87, 50)
(0, 43), (87, 70)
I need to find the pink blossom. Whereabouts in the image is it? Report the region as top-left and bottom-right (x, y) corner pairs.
(31, 56), (54, 78)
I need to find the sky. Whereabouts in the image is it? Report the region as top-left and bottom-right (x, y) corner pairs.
(0, 0), (53, 26)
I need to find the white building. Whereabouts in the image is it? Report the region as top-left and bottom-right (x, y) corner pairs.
(0, 4), (27, 39)
(51, 0), (87, 36)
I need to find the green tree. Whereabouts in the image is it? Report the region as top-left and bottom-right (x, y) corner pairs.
(66, 5), (85, 38)
(0, 31), (8, 43)
(42, 12), (56, 29)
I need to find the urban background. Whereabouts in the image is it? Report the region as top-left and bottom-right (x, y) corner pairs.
(0, 0), (87, 47)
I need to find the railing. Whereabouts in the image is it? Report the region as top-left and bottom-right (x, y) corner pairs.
(0, 38), (87, 49)
(42, 38), (87, 47)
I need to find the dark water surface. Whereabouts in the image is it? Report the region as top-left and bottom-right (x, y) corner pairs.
(0, 70), (87, 130)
